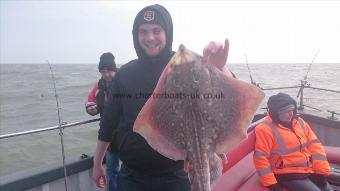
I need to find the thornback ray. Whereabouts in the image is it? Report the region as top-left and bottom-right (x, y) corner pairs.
(133, 45), (265, 191)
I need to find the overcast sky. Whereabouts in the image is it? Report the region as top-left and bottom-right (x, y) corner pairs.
(1, 0), (339, 64)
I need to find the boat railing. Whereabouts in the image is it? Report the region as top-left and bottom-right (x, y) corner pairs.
(258, 80), (340, 120)
(0, 118), (100, 140)
(0, 118), (101, 190)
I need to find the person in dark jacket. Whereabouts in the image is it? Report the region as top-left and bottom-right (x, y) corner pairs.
(86, 52), (117, 116)
(92, 4), (233, 191)
(86, 52), (119, 191)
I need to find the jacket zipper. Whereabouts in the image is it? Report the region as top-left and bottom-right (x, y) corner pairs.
(290, 126), (310, 167)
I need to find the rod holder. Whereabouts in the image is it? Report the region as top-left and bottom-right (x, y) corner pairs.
(327, 110), (339, 120)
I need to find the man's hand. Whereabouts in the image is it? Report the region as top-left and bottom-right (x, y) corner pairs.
(312, 174), (328, 186)
(92, 140), (110, 188)
(202, 39), (232, 77)
(92, 164), (107, 188)
(86, 102), (98, 116)
(184, 160), (190, 173)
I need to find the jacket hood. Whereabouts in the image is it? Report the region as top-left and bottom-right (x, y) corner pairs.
(267, 93), (297, 125)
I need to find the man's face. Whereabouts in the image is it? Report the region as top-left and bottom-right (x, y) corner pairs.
(278, 108), (294, 122)
(100, 69), (115, 82)
(138, 23), (166, 57)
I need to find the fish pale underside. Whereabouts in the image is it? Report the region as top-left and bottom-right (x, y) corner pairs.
(133, 45), (265, 191)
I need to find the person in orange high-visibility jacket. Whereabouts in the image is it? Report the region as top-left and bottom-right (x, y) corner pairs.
(253, 93), (333, 191)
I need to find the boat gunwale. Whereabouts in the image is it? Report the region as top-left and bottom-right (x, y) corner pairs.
(300, 113), (340, 129)
(0, 155), (95, 191)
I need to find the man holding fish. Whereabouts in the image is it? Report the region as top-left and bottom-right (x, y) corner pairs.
(93, 4), (264, 191)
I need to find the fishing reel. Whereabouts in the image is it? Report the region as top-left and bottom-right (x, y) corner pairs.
(251, 81), (262, 88)
(327, 110), (339, 120)
(296, 79), (311, 100)
(301, 79), (311, 87)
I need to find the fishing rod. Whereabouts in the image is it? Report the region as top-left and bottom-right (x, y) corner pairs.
(47, 60), (69, 191)
(244, 54), (262, 88)
(297, 49), (320, 99)
(304, 49), (320, 81)
(244, 54), (254, 85)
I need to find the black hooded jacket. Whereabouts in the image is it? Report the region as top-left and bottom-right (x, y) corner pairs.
(98, 4), (183, 175)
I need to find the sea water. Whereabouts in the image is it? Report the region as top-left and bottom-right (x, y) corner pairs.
(0, 63), (339, 176)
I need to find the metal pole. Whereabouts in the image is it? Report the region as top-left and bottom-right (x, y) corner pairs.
(306, 86), (340, 94)
(298, 81), (304, 110)
(261, 86), (301, 91)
